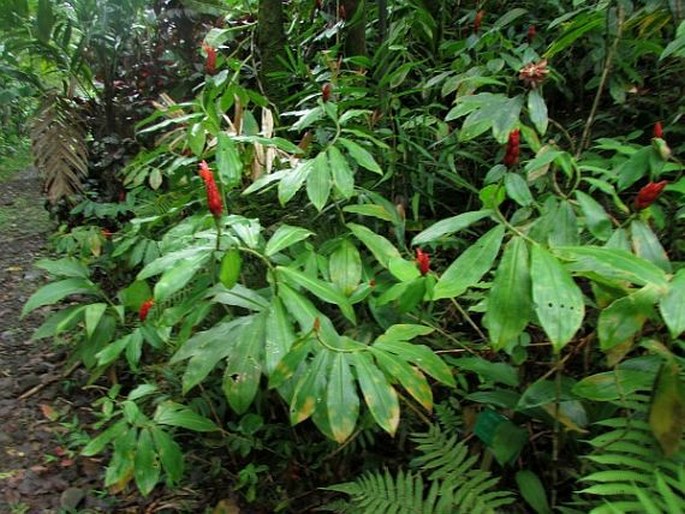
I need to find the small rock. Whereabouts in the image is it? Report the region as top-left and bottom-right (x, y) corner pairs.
(60, 487), (85, 510)
(18, 373), (40, 390)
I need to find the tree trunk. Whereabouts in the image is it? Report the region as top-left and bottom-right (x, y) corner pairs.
(257, 0), (287, 101)
(342, 0), (367, 57)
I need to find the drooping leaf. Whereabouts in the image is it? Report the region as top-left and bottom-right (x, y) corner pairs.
(154, 251), (212, 302)
(329, 240), (362, 296)
(630, 220), (672, 273)
(328, 145), (355, 198)
(265, 297), (296, 375)
(218, 248), (241, 289)
(598, 285), (661, 351)
(575, 190), (612, 241)
(216, 133), (242, 188)
(649, 361), (685, 456)
(265, 225), (314, 257)
(22, 278), (100, 316)
(373, 339), (454, 387)
(351, 352), (400, 436)
(278, 159), (314, 205)
(411, 210), (492, 246)
(289, 350), (332, 425)
(154, 401), (219, 432)
(337, 138), (382, 174)
(151, 427), (184, 485)
(659, 269), (685, 338)
(306, 151), (332, 211)
(134, 429), (160, 496)
(371, 348), (433, 411)
(505, 173), (534, 207)
(327, 353), (359, 442)
(527, 89), (548, 136)
(573, 369), (655, 401)
(347, 222), (401, 268)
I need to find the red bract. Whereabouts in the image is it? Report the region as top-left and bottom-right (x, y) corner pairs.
(527, 25), (536, 43)
(634, 180), (668, 210)
(503, 129), (520, 168)
(653, 121), (663, 139)
(139, 298), (154, 322)
(199, 161), (224, 218)
(415, 248), (430, 276)
(203, 43), (217, 75)
(474, 10), (485, 33)
(322, 83), (332, 102)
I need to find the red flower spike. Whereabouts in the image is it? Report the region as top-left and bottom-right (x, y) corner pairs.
(415, 248), (430, 276)
(503, 129), (521, 168)
(338, 4), (346, 20)
(198, 161), (224, 218)
(139, 298), (154, 322)
(653, 121), (663, 139)
(527, 25), (536, 43)
(203, 43), (217, 75)
(473, 10), (485, 33)
(322, 83), (332, 102)
(634, 180), (668, 210)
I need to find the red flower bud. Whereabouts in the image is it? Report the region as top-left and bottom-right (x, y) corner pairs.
(322, 82), (332, 102)
(473, 10), (485, 33)
(503, 129), (520, 168)
(315, 0), (323, 10)
(203, 43), (217, 75)
(415, 248), (430, 276)
(653, 121), (663, 139)
(198, 161), (224, 218)
(139, 298), (154, 322)
(634, 180), (668, 210)
(527, 25), (536, 43)
(338, 4), (346, 20)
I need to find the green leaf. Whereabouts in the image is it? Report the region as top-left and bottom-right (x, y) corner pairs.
(210, 283), (270, 311)
(371, 348), (433, 411)
(337, 138), (382, 174)
(151, 427), (184, 485)
(36, 0), (54, 43)
(265, 225), (314, 257)
(223, 313), (265, 414)
(388, 257), (421, 282)
(137, 246), (212, 280)
(659, 269), (685, 338)
(306, 151), (332, 211)
(269, 337), (312, 390)
(573, 369), (655, 401)
(104, 427), (137, 490)
(351, 352), (400, 436)
(556, 246), (668, 289)
(505, 173), (534, 207)
(289, 350), (331, 424)
(219, 249), (242, 289)
(548, 200), (579, 246)
(327, 353), (359, 442)
(329, 240), (362, 296)
(649, 361), (685, 456)
(35, 257), (89, 278)
(22, 278), (99, 317)
(479, 184), (506, 209)
(575, 190), (612, 241)
(154, 252), (211, 302)
(328, 146), (355, 198)
(376, 324), (434, 342)
(530, 245), (585, 353)
(449, 357), (519, 387)
(188, 122), (206, 156)
(134, 429), (160, 496)
(411, 210), (491, 246)
(434, 225), (505, 300)
(278, 159), (314, 205)
(95, 333), (132, 368)
(216, 133), (242, 188)
(265, 298), (296, 375)
(630, 220), (672, 273)
(85, 303), (107, 339)
(598, 285), (661, 350)
(516, 470), (551, 514)
(154, 401), (219, 432)
(617, 147), (651, 191)
(484, 237), (532, 350)
(343, 204), (394, 222)
(277, 266), (356, 324)
(347, 222), (401, 268)
(527, 89), (548, 136)
(82, 419), (127, 457)
(373, 339), (455, 387)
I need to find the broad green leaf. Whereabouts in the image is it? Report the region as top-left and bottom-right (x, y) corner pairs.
(306, 151), (332, 211)
(218, 249), (241, 289)
(225, 215), (261, 249)
(265, 297), (296, 374)
(154, 252), (211, 302)
(329, 240), (362, 296)
(376, 324), (434, 342)
(556, 246), (668, 289)
(373, 339), (455, 387)
(32, 305), (86, 340)
(119, 280), (152, 312)
(649, 361), (685, 457)
(575, 190), (612, 241)
(484, 237), (532, 350)
(134, 429), (159, 496)
(516, 470), (551, 514)
(659, 269), (685, 338)
(527, 89), (548, 136)
(277, 266), (356, 324)
(277, 283), (339, 344)
(479, 184), (506, 209)
(216, 133), (242, 188)
(491, 95), (523, 143)
(289, 350), (332, 425)
(434, 225), (505, 299)
(351, 352), (399, 436)
(347, 222), (401, 268)
(411, 210), (491, 246)
(372, 348), (433, 411)
(210, 283), (270, 311)
(82, 419), (127, 457)
(573, 369), (655, 401)
(223, 313), (266, 414)
(337, 138), (382, 174)
(617, 147), (651, 191)
(343, 204), (394, 222)
(154, 401), (219, 432)
(388, 257), (421, 282)
(85, 303), (107, 339)
(505, 173), (534, 206)
(278, 159), (314, 205)
(328, 146), (355, 199)
(265, 225), (314, 257)
(548, 200), (579, 246)
(104, 427), (137, 490)
(531, 245), (584, 353)
(137, 246), (212, 280)
(35, 257), (89, 278)
(22, 278), (99, 316)
(268, 337), (312, 389)
(630, 220), (672, 273)
(327, 353), (359, 442)
(544, 11), (604, 58)
(448, 357), (519, 387)
(188, 122), (206, 156)
(95, 333), (132, 368)
(151, 427), (184, 485)
(128, 384), (159, 401)
(598, 285), (660, 351)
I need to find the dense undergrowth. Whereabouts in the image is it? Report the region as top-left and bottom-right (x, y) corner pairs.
(3, 0), (685, 512)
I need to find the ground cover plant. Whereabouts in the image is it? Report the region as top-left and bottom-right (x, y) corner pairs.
(3, 0), (685, 512)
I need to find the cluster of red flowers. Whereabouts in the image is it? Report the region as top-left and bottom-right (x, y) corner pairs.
(653, 121), (663, 139)
(473, 10), (485, 33)
(415, 248), (430, 276)
(527, 25), (536, 43)
(322, 83), (332, 102)
(503, 129), (520, 168)
(139, 298), (154, 322)
(203, 43), (217, 75)
(634, 180), (668, 210)
(199, 161), (224, 218)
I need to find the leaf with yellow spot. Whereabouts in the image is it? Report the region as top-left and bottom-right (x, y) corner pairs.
(351, 352), (400, 436)
(371, 347), (433, 411)
(326, 353), (359, 443)
(649, 361), (685, 457)
(289, 350), (332, 425)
